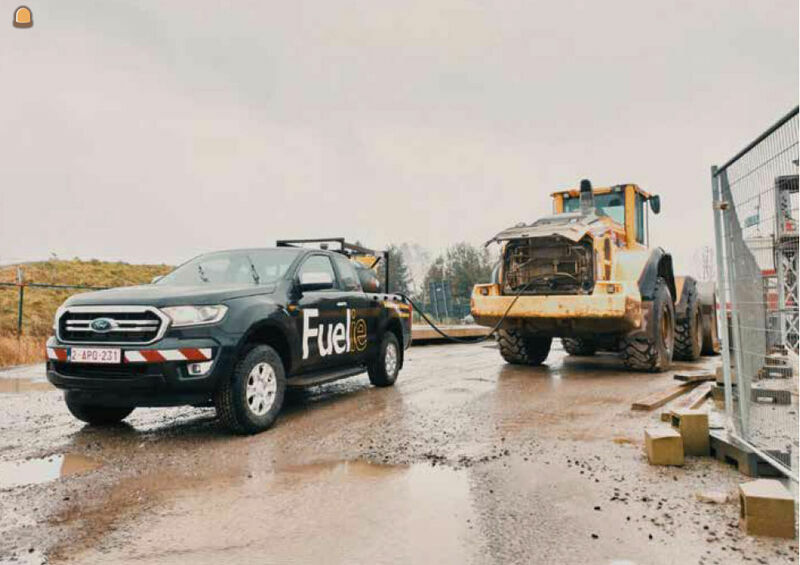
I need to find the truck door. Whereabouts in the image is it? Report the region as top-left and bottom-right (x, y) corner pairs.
(331, 254), (376, 365)
(292, 254), (352, 373)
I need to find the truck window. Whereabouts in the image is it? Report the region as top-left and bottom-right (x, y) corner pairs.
(332, 255), (362, 291)
(298, 255), (337, 286)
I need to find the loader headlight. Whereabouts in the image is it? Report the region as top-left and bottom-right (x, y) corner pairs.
(161, 305), (228, 327)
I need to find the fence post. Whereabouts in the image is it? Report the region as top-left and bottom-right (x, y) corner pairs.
(16, 267), (25, 337)
(711, 166), (734, 420)
(719, 169), (750, 438)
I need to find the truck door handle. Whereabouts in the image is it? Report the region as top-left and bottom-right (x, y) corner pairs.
(336, 301), (347, 307)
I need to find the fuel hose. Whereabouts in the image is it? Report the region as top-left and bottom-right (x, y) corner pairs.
(397, 282), (533, 344)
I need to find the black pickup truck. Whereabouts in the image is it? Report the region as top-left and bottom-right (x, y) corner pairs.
(46, 244), (412, 434)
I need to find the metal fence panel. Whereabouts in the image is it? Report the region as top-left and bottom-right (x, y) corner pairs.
(711, 106), (799, 478)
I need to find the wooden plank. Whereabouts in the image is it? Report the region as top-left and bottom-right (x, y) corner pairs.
(660, 382), (714, 421)
(632, 382), (699, 411)
(411, 325), (490, 342)
(673, 370), (715, 383)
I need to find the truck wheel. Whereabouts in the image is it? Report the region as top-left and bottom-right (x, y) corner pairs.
(620, 277), (675, 372)
(497, 329), (552, 366)
(65, 392), (134, 425)
(674, 282), (702, 361)
(368, 332), (401, 387)
(561, 338), (597, 356)
(214, 344), (286, 435)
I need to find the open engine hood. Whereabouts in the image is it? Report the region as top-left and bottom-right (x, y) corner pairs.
(485, 212), (603, 245)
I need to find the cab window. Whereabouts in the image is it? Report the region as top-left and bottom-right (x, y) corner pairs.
(297, 255), (337, 287)
(332, 255), (362, 292)
(562, 193), (625, 224)
(635, 193), (646, 244)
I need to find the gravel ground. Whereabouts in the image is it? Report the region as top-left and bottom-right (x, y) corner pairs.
(0, 343), (797, 564)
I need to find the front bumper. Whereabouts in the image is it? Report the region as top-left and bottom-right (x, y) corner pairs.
(45, 334), (240, 406)
(471, 283), (642, 336)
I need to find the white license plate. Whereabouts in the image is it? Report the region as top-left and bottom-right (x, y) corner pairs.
(70, 347), (121, 364)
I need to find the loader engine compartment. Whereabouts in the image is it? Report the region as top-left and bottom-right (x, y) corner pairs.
(502, 236), (595, 295)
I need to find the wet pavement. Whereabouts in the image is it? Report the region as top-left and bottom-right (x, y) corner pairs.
(0, 344), (797, 564)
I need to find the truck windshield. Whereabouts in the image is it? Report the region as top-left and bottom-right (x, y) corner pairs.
(157, 249), (300, 285)
(563, 193), (625, 225)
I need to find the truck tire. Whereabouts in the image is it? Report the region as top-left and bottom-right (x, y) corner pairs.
(674, 282), (702, 361)
(368, 332), (400, 387)
(497, 330), (552, 365)
(214, 344), (286, 435)
(65, 392), (134, 425)
(561, 338), (597, 356)
(620, 277), (675, 372)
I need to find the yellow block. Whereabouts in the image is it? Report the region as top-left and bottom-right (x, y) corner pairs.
(670, 409), (710, 456)
(644, 428), (684, 466)
(739, 479), (796, 538)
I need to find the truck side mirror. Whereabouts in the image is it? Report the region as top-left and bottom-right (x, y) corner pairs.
(298, 271), (335, 292)
(649, 195), (661, 214)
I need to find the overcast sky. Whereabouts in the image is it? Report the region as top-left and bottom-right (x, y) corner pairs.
(1, 0), (797, 275)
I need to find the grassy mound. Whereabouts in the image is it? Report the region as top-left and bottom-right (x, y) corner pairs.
(0, 259), (172, 367)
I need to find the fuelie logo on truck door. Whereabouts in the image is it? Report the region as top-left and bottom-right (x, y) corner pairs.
(302, 309), (367, 360)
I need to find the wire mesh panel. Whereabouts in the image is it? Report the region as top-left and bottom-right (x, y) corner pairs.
(712, 107), (799, 478)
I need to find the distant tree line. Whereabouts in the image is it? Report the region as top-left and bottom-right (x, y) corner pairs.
(384, 242), (496, 321)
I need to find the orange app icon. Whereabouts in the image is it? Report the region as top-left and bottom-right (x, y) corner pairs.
(13, 6), (32, 28)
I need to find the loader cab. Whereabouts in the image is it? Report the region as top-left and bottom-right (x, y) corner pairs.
(552, 184), (660, 249)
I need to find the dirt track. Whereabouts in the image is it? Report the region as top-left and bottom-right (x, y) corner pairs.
(0, 344), (796, 564)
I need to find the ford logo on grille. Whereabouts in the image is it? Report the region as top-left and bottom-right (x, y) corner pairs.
(90, 318), (116, 332)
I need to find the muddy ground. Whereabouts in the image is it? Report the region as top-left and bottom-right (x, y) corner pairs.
(0, 343), (796, 564)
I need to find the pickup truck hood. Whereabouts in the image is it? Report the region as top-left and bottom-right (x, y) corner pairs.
(64, 283), (276, 307)
(486, 212), (607, 244)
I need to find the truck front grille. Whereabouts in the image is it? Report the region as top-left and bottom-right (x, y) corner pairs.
(503, 236), (595, 295)
(58, 306), (168, 344)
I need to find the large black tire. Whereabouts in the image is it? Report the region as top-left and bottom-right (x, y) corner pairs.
(620, 277), (675, 372)
(674, 281), (703, 361)
(497, 330), (552, 365)
(368, 332), (401, 387)
(697, 282), (721, 356)
(65, 392), (134, 425)
(561, 338), (597, 356)
(214, 344), (286, 435)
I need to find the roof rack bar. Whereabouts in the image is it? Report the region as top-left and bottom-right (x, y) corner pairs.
(276, 237), (390, 290)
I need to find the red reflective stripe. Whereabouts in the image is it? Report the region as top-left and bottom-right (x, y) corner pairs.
(140, 350), (165, 362)
(180, 348), (207, 361)
(55, 348), (68, 361)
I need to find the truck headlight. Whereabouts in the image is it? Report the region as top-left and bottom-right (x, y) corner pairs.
(161, 305), (228, 327)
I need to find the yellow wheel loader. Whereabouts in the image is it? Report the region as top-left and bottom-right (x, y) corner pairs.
(470, 180), (719, 372)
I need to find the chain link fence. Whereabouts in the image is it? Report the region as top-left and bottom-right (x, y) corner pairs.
(711, 106), (799, 479)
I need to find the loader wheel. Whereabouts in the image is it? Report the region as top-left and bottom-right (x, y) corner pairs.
(698, 283), (721, 356)
(561, 338), (597, 356)
(620, 277), (675, 372)
(497, 329), (552, 366)
(674, 281), (702, 361)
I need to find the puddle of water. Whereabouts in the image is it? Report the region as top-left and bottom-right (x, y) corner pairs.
(0, 377), (53, 394)
(0, 454), (101, 489)
(73, 459), (477, 564)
